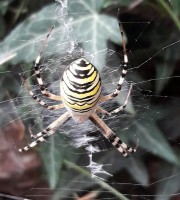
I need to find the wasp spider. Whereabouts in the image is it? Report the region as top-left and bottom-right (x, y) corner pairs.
(19, 15), (136, 157)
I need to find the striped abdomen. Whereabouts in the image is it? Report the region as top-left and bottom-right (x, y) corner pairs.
(60, 58), (101, 122)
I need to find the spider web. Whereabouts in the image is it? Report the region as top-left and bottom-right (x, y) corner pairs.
(0, 0), (180, 200)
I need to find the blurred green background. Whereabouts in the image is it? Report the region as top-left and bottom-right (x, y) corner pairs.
(0, 0), (179, 200)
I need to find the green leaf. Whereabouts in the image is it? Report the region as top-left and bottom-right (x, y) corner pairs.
(68, 0), (122, 70)
(170, 0), (180, 17)
(155, 44), (179, 94)
(0, 0), (122, 72)
(103, 0), (136, 8)
(159, 106), (180, 139)
(53, 168), (96, 200)
(40, 132), (76, 189)
(0, 14), (5, 38)
(106, 152), (149, 185)
(134, 122), (179, 165)
(155, 63), (174, 94)
(125, 158), (149, 186)
(0, 0), (13, 15)
(155, 161), (180, 200)
(157, 0), (180, 30)
(0, 4), (61, 64)
(41, 136), (62, 189)
(120, 106), (179, 165)
(63, 159), (130, 200)
(0, 73), (20, 101)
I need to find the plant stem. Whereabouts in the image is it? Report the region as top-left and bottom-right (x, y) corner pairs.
(64, 160), (129, 200)
(157, 0), (180, 31)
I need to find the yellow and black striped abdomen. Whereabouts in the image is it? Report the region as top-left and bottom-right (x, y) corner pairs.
(60, 58), (101, 113)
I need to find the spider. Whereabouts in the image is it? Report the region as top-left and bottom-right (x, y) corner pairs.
(19, 14), (136, 157)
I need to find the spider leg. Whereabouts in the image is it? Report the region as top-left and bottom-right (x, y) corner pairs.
(98, 84), (132, 116)
(95, 106), (111, 117)
(21, 75), (64, 110)
(99, 11), (129, 103)
(89, 113), (136, 157)
(110, 83), (132, 115)
(28, 125), (37, 139)
(34, 25), (61, 101)
(19, 111), (71, 152)
(103, 84), (133, 116)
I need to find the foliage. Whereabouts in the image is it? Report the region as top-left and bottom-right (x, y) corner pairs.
(0, 0), (179, 199)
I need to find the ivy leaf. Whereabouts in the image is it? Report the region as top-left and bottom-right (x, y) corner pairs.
(0, 4), (60, 64)
(53, 169), (95, 200)
(68, 0), (122, 70)
(41, 136), (63, 189)
(0, 0), (122, 72)
(40, 132), (76, 189)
